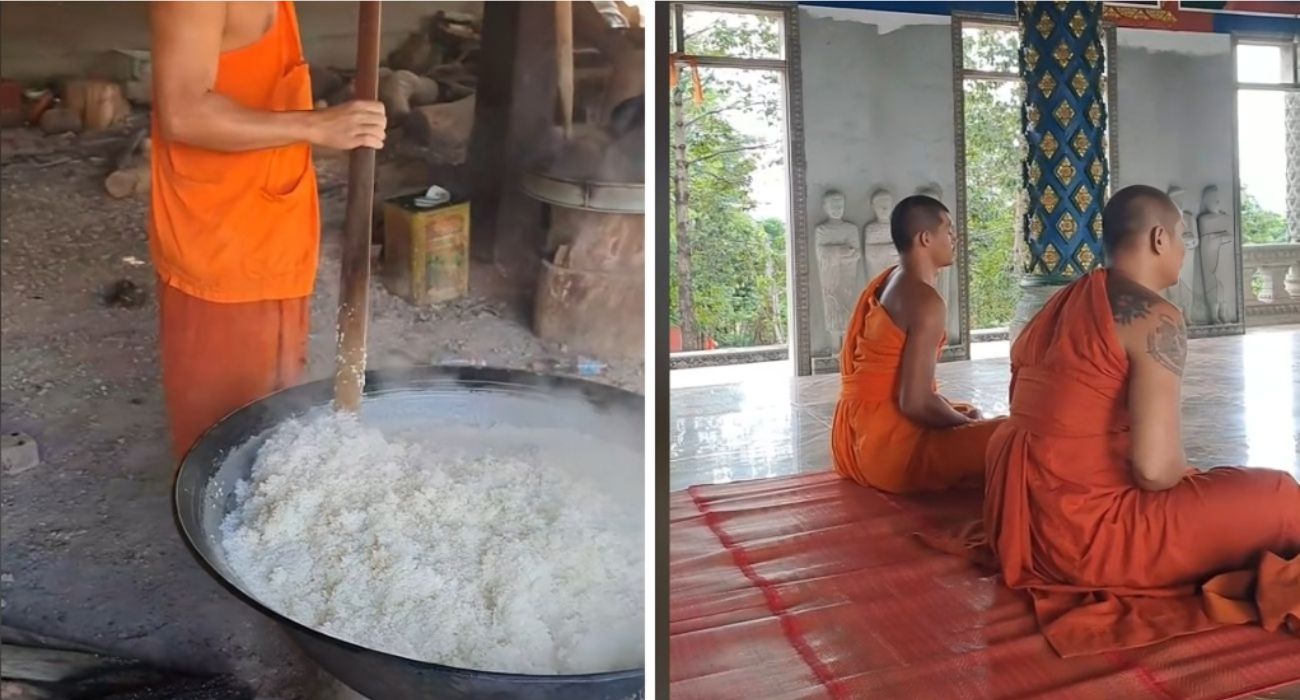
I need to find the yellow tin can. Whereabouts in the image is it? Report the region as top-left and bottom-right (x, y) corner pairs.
(381, 193), (470, 305)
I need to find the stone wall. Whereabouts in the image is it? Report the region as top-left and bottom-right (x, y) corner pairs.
(1114, 27), (1240, 326)
(797, 6), (960, 360)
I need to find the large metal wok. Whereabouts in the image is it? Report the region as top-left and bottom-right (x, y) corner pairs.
(173, 366), (645, 700)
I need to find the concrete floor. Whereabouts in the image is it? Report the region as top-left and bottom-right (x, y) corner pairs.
(669, 326), (1300, 492)
(0, 129), (642, 698)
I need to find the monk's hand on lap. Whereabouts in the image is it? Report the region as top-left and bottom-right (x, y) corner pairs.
(308, 100), (387, 151)
(957, 405), (983, 421)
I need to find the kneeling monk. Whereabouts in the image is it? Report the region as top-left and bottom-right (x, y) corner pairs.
(832, 195), (1006, 493)
(984, 184), (1300, 656)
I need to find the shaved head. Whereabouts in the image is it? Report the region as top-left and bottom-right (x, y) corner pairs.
(1101, 185), (1180, 257)
(890, 195), (949, 253)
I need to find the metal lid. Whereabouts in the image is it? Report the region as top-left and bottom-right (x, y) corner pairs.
(522, 170), (644, 214)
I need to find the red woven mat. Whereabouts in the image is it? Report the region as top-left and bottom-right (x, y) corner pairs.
(670, 472), (1300, 700)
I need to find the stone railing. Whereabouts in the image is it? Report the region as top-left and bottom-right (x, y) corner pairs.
(1241, 242), (1300, 327)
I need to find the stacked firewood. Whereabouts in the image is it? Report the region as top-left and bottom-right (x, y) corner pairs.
(311, 11), (480, 164)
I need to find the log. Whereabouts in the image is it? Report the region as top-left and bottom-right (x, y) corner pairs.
(85, 81), (131, 130)
(38, 108), (82, 135)
(63, 79), (130, 131)
(555, 0), (574, 138)
(105, 165), (150, 198)
(386, 21), (441, 75)
(378, 69), (440, 119)
(404, 96), (475, 164)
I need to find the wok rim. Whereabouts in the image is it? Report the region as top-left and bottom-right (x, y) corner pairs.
(171, 365), (646, 686)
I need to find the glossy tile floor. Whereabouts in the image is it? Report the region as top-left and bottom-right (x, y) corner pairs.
(669, 326), (1300, 492)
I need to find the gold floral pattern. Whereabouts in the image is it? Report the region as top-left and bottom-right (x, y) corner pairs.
(1085, 42), (1100, 68)
(1069, 10), (1087, 38)
(1071, 70), (1089, 97)
(1028, 160), (1042, 185)
(1088, 100), (1102, 127)
(1054, 100), (1075, 126)
(1041, 132), (1060, 159)
(1030, 212), (1045, 239)
(1027, 102), (1041, 128)
(1059, 211), (1078, 239)
(1042, 185), (1060, 214)
(1037, 13), (1055, 40)
(1072, 184), (1093, 212)
(1038, 72), (1057, 97)
(1054, 41), (1073, 68)
(1072, 130), (1090, 158)
(1076, 244), (1096, 270)
(1025, 45), (1040, 72)
(1055, 158), (1077, 184)
(1089, 156), (1104, 185)
(1042, 242), (1061, 271)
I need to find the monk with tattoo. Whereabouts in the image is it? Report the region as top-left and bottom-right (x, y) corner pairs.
(978, 185), (1299, 656)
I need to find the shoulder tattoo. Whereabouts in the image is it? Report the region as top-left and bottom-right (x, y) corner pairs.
(1110, 289), (1155, 326)
(1146, 313), (1187, 377)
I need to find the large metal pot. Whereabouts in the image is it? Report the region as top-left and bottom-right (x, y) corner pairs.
(173, 366), (644, 700)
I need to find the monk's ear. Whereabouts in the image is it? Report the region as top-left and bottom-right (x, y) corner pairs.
(916, 230), (931, 248)
(1150, 224), (1169, 254)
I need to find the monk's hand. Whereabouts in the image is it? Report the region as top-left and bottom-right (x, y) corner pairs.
(956, 405), (983, 421)
(308, 100), (387, 151)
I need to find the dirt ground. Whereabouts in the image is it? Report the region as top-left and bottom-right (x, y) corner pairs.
(0, 125), (643, 698)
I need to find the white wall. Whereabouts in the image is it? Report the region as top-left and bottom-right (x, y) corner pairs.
(798, 7), (960, 358)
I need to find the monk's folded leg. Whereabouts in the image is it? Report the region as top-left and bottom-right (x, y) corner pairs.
(1150, 466), (1300, 584)
(890, 417), (1007, 493)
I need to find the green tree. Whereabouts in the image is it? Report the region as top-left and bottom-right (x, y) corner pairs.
(670, 11), (786, 350)
(1240, 188), (1288, 245)
(963, 27), (1023, 330)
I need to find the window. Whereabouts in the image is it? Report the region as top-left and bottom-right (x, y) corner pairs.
(1235, 37), (1298, 248)
(669, 4), (793, 368)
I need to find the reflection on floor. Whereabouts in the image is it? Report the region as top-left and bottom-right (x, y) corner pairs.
(669, 326), (1300, 492)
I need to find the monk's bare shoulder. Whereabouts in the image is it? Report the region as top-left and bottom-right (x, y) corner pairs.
(1107, 275), (1187, 377)
(883, 275), (945, 335)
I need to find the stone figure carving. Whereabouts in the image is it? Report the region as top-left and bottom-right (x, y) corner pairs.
(862, 189), (898, 281)
(916, 183), (959, 341)
(814, 190), (864, 352)
(1166, 186), (1199, 320)
(1196, 184), (1234, 325)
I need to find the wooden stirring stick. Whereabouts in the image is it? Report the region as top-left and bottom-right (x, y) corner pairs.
(333, 0), (382, 412)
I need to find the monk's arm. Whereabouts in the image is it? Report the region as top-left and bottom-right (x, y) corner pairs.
(897, 295), (971, 429)
(150, 2), (385, 153)
(1125, 310), (1189, 491)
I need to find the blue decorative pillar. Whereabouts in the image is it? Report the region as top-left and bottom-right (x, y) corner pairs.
(1011, 1), (1110, 338)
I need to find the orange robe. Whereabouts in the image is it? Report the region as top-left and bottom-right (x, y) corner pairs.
(984, 268), (1300, 656)
(149, 0), (319, 459)
(831, 267), (1005, 493)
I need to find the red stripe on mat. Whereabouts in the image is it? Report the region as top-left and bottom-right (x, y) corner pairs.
(687, 484), (847, 700)
(670, 472), (1300, 700)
